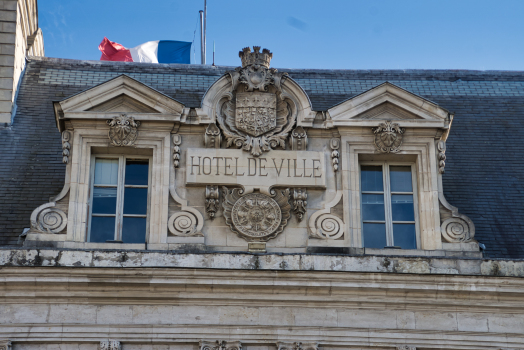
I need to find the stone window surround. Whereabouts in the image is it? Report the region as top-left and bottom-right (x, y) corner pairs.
(87, 153), (152, 244)
(340, 128), (442, 250)
(64, 123), (172, 249)
(358, 160), (420, 249)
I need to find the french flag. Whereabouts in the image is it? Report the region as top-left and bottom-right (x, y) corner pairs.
(99, 37), (191, 64)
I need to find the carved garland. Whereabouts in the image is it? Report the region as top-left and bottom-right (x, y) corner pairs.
(61, 130), (71, 164)
(172, 134), (181, 168)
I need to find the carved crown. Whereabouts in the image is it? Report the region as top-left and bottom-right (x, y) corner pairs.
(239, 46), (273, 68)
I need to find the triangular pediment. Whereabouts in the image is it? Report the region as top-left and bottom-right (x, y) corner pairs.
(327, 82), (449, 127)
(58, 74), (184, 115)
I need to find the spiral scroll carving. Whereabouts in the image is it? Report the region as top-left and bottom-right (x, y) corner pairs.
(37, 207), (67, 233)
(311, 213), (344, 240)
(168, 211), (202, 236)
(441, 217), (474, 242)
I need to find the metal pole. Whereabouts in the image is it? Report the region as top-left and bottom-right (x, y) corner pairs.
(204, 0), (207, 65)
(199, 10), (205, 64)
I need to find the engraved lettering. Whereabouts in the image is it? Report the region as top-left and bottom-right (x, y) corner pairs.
(304, 158), (312, 177)
(224, 157), (233, 176)
(213, 157), (224, 175)
(190, 156), (201, 175)
(313, 159), (322, 178)
(202, 157), (212, 175)
(293, 159), (303, 177)
(235, 157), (245, 176)
(272, 158), (284, 176)
(259, 158), (268, 176)
(248, 157), (257, 176)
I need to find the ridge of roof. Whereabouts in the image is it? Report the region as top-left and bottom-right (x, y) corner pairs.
(28, 56), (524, 77)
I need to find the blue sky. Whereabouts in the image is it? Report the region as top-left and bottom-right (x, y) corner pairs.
(40, 0), (524, 70)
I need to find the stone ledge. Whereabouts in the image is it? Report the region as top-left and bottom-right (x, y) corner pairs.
(0, 248), (522, 277)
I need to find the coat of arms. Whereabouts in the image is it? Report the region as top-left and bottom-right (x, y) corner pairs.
(216, 47), (296, 156)
(107, 114), (140, 146)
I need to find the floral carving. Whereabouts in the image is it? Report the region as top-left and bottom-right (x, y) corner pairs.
(205, 185), (220, 218)
(217, 46), (295, 157)
(0, 340), (11, 350)
(200, 341), (242, 350)
(61, 130), (71, 164)
(292, 188), (307, 221)
(205, 123), (221, 148)
(396, 346), (416, 350)
(107, 114), (140, 146)
(290, 126), (308, 151)
(373, 120), (405, 153)
(277, 342), (318, 350)
(99, 341), (121, 350)
(222, 187), (291, 241)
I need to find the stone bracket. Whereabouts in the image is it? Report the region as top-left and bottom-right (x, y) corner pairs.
(205, 185), (220, 218)
(292, 188), (307, 222)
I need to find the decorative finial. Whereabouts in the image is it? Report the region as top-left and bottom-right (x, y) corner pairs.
(238, 46), (273, 68)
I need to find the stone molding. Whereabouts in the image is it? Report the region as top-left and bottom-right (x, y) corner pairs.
(396, 346), (416, 350)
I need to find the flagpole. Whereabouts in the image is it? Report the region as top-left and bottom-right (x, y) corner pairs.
(204, 0), (207, 65)
(199, 10), (205, 64)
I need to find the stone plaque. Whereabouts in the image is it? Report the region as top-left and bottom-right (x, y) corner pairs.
(235, 92), (276, 137)
(186, 149), (326, 189)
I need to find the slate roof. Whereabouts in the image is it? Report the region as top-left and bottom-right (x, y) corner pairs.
(1, 56), (524, 259)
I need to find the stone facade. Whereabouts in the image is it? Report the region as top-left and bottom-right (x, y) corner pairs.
(0, 0), (44, 124)
(1, 19), (524, 350)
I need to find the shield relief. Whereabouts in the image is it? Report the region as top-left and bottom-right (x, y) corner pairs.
(235, 92), (277, 137)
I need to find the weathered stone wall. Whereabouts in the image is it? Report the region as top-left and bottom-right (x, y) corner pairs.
(0, 253), (523, 349)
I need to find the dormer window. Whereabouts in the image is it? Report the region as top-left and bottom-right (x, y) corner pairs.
(89, 156), (150, 243)
(360, 162), (418, 249)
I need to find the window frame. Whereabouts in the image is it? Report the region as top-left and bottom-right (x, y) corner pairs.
(87, 154), (152, 243)
(359, 161), (420, 249)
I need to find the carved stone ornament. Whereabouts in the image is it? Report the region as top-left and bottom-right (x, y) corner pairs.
(205, 185), (220, 218)
(99, 340), (121, 350)
(277, 342), (318, 350)
(61, 130), (71, 164)
(330, 138), (340, 171)
(107, 113), (140, 146)
(205, 123), (222, 148)
(222, 187), (291, 241)
(200, 340), (242, 350)
(173, 134), (181, 168)
(0, 340), (11, 350)
(290, 126), (308, 150)
(217, 46), (296, 157)
(292, 188), (307, 221)
(438, 140), (446, 174)
(30, 202), (67, 234)
(396, 346), (416, 350)
(372, 120), (405, 153)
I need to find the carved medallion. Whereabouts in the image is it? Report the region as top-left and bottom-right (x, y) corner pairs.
(217, 46), (296, 157)
(232, 193), (281, 238)
(372, 120), (405, 153)
(222, 187), (291, 241)
(107, 114), (140, 146)
(236, 92), (276, 137)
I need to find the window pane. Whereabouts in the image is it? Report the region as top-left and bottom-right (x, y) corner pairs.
(390, 166), (413, 192)
(92, 187), (117, 214)
(89, 216), (115, 242)
(122, 217), (147, 243)
(361, 166), (383, 192)
(362, 194), (385, 221)
(125, 160), (149, 186)
(393, 223), (417, 249)
(123, 188), (148, 215)
(363, 223), (387, 249)
(94, 159), (119, 185)
(391, 194), (415, 221)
